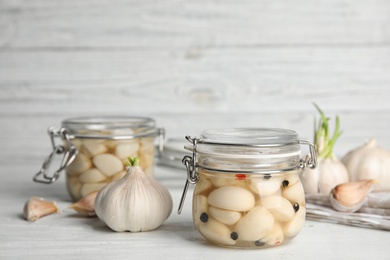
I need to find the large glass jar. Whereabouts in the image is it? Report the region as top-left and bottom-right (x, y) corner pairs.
(179, 128), (317, 248)
(34, 116), (164, 201)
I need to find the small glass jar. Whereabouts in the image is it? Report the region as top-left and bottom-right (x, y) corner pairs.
(34, 116), (164, 201)
(178, 128), (317, 249)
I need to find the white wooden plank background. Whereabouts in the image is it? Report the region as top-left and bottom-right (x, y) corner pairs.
(1, 2), (390, 259)
(1, 0), (390, 167)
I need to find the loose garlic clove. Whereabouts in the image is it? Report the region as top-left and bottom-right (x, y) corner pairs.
(23, 197), (59, 222)
(69, 191), (98, 217)
(329, 179), (378, 213)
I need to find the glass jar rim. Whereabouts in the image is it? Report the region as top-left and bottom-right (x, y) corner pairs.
(62, 116), (159, 139)
(183, 127), (302, 165)
(200, 127), (299, 146)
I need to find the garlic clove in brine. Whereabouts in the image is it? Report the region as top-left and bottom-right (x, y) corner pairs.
(23, 197), (59, 222)
(95, 157), (173, 232)
(69, 191), (98, 217)
(329, 179), (378, 213)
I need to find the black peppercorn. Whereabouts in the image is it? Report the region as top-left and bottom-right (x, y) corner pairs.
(293, 203), (300, 212)
(200, 212), (209, 223)
(230, 232), (239, 240)
(282, 180), (289, 187)
(263, 174), (271, 180)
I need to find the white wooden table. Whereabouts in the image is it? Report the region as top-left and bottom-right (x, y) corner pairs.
(1, 163), (389, 260)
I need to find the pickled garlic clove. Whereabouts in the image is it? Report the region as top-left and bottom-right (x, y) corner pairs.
(282, 181), (305, 206)
(249, 179), (281, 197)
(111, 170), (127, 181)
(23, 197), (59, 222)
(193, 195), (208, 226)
(78, 168), (107, 183)
(209, 206), (242, 225)
(80, 183), (106, 198)
(115, 143), (139, 160)
(81, 141), (108, 157)
(92, 154), (124, 177)
(263, 222), (284, 246)
(261, 196), (295, 223)
(208, 186), (255, 212)
(198, 217), (236, 246)
(283, 206), (306, 237)
(235, 206), (274, 241)
(67, 176), (82, 201)
(329, 179), (379, 213)
(67, 153), (92, 176)
(69, 191), (98, 217)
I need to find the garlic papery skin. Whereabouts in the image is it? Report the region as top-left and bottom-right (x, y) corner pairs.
(69, 191), (98, 217)
(318, 158), (349, 194)
(23, 197), (59, 222)
(95, 157), (173, 232)
(342, 139), (390, 191)
(329, 179), (378, 213)
(301, 158), (349, 195)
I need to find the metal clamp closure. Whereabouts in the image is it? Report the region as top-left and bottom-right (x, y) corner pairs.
(33, 127), (78, 184)
(157, 128), (165, 157)
(177, 136), (199, 214)
(298, 139), (318, 169)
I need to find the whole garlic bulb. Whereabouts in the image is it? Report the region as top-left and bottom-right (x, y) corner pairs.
(342, 139), (390, 190)
(301, 158), (349, 194)
(95, 157), (173, 232)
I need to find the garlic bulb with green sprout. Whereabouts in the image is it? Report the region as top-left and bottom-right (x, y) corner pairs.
(342, 139), (390, 190)
(95, 157), (172, 232)
(300, 104), (349, 194)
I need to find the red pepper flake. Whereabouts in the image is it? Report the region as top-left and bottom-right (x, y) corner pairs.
(275, 241), (281, 245)
(235, 174), (246, 181)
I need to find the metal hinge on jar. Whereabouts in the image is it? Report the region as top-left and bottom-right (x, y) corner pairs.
(177, 136), (199, 214)
(297, 139), (318, 170)
(33, 127), (78, 184)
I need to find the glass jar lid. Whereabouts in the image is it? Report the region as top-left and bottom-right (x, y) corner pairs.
(188, 128), (301, 159)
(62, 116), (159, 139)
(183, 127), (303, 173)
(200, 128), (299, 146)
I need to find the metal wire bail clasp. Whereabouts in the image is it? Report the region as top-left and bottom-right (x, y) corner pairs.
(33, 127), (78, 184)
(156, 127), (165, 157)
(177, 136), (199, 214)
(298, 139), (318, 169)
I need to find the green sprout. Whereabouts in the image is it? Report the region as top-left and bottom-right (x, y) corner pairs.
(125, 156), (139, 167)
(313, 103), (343, 159)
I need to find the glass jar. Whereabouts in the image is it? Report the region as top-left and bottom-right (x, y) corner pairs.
(34, 116), (164, 201)
(178, 128), (317, 249)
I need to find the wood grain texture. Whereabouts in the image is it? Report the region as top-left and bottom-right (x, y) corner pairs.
(0, 0), (389, 164)
(1, 2), (390, 257)
(1, 0), (390, 48)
